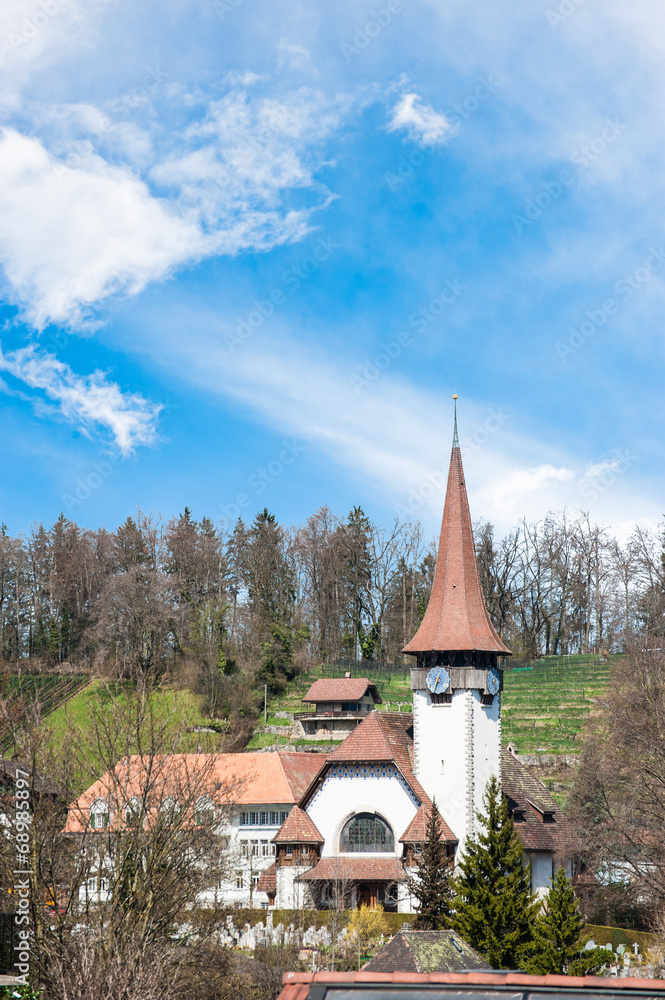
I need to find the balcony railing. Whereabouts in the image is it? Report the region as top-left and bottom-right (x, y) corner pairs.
(294, 708), (374, 721)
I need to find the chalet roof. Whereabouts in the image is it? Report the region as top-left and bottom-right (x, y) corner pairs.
(299, 711), (457, 844)
(256, 863), (277, 895)
(501, 747), (572, 855)
(302, 678), (381, 704)
(272, 806), (324, 843)
(63, 751), (324, 833)
(296, 857), (406, 882)
(277, 971), (665, 1000)
(403, 417), (511, 656)
(362, 931), (490, 974)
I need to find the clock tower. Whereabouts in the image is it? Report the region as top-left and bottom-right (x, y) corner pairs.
(402, 398), (511, 851)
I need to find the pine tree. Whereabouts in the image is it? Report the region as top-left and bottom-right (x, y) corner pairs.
(454, 776), (539, 968)
(407, 800), (453, 929)
(525, 866), (606, 975)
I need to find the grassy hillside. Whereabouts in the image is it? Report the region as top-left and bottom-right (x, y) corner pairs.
(260, 653), (614, 757)
(42, 680), (225, 793)
(501, 654), (612, 755)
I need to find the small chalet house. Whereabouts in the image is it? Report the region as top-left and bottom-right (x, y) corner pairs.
(295, 678), (382, 736)
(67, 407), (571, 911)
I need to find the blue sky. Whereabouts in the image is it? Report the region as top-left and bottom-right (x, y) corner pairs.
(1, 0), (664, 540)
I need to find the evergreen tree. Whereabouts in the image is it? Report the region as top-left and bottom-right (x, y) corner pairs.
(454, 776), (539, 969)
(525, 866), (607, 976)
(407, 800), (453, 929)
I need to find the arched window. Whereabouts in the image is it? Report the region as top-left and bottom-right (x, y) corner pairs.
(340, 813), (394, 853)
(90, 797), (109, 829)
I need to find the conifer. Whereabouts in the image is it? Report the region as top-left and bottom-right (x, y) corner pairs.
(525, 866), (606, 975)
(407, 800), (453, 929)
(454, 776), (539, 968)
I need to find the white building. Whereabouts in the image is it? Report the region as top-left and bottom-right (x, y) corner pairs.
(66, 410), (570, 909)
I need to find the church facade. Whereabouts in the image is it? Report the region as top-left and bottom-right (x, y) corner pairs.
(265, 408), (570, 910)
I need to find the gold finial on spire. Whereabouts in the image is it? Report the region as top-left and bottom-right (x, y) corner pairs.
(452, 394), (459, 447)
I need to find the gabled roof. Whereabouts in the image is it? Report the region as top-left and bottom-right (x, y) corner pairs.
(299, 711), (457, 844)
(362, 931), (491, 973)
(399, 803), (451, 843)
(501, 747), (572, 855)
(272, 806), (324, 843)
(403, 422), (511, 656)
(302, 678), (381, 704)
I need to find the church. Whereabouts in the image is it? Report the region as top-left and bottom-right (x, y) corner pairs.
(262, 403), (570, 911)
(66, 406), (570, 911)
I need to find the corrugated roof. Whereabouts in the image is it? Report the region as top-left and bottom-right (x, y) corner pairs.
(362, 931), (491, 974)
(402, 437), (511, 655)
(273, 806), (324, 843)
(303, 678), (381, 704)
(277, 971), (665, 1000)
(296, 857), (406, 882)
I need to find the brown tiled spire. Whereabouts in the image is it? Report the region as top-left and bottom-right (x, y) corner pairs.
(402, 401), (511, 656)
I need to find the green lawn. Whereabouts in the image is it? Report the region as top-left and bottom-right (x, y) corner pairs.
(43, 680), (223, 793)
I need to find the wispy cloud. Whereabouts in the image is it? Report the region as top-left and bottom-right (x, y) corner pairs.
(0, 82), (357, 330)
(387, 92), (456, 146)
(0, 344), (161, 454)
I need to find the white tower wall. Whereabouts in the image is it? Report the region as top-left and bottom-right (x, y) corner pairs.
(413, 684), (502, 851)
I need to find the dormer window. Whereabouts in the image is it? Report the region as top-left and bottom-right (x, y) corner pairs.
(196, 795), (215, 826)
(124, 797), (141, 828)
(543, 811), (555, 824)
(90, 798), (109, 829)
(513, 810), (525, 824)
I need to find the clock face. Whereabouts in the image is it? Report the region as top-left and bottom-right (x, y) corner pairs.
(426, 666), (450, 695)
(486, 667), (500, 696)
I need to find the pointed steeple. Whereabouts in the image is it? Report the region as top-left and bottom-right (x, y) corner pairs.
(403, 398), (511, 656)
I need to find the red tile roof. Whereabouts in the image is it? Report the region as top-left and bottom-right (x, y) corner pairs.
(273, 806), (324, 843)
(501, 748), (573, 856)
(300, 712), (457, 843)
(399, 803), (451, 843)
(296, 857), (406, 882)
(256, 863), (277, 894)
(302, 678), (381, 704)
(402, 439), (511, 655)
(277, 971), (665, 1000)
(64, 751), (324, 833)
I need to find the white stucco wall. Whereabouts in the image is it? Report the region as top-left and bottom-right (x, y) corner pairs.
(471, 690), (502, 827)
(275, 866), (315, 909)
(413, 686), (502, 851)
(528, 851), (554, 898)
(412, 688), (467, 845)
(306, 763), (419, 856)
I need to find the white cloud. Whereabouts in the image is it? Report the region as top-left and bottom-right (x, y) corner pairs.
(0, 83), (352, 330)
(0, 344), (161, 454)
(0, 129), (204, 330)
(388, 93), (456, 146)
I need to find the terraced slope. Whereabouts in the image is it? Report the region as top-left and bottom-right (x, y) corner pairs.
(264, 654), (614, 757)
(501, 654), (612, 755)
